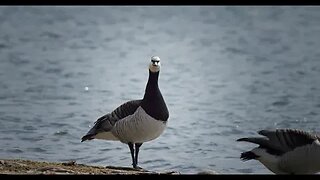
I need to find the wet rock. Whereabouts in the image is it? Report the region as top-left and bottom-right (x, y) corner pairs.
(62, 161), (76, 166)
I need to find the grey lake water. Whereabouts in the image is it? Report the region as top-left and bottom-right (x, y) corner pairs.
(1, 6), (320, 174)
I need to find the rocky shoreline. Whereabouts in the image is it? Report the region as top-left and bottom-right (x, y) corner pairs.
(0, 159), (187, 175)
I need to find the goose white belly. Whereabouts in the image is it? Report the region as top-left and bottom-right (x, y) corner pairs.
(111, 106), (167, 143)
(252, 148), (285, 174)
(278, 140), (320, 174)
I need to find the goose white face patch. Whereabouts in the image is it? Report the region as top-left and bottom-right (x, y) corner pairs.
(149, 56), (161, 73)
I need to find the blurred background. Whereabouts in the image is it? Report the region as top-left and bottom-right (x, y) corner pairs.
(0, 6), (320, 174)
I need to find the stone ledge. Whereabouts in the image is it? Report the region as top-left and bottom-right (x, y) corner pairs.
(0, 159), (183, 175)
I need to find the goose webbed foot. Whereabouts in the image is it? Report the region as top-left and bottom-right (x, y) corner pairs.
(132, 164), (143, 170)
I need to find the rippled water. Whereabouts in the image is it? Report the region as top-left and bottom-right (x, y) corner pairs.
(1, 6), (320, 174)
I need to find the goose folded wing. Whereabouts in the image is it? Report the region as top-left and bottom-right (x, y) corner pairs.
(82, 99), (142, 141)
(257, 129), (319, 154)
(237, 129), (319, 156)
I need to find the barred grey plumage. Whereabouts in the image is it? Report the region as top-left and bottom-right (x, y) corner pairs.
(81, 100), (142, 142)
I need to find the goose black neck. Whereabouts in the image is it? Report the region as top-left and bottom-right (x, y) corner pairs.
(143, 70), (159, 101)
(146, 70), (159, 90)
(141, 69), (169, 121)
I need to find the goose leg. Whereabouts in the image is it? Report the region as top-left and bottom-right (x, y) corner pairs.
(134, 143), (143, 169)
(128, 142), (135, 168)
